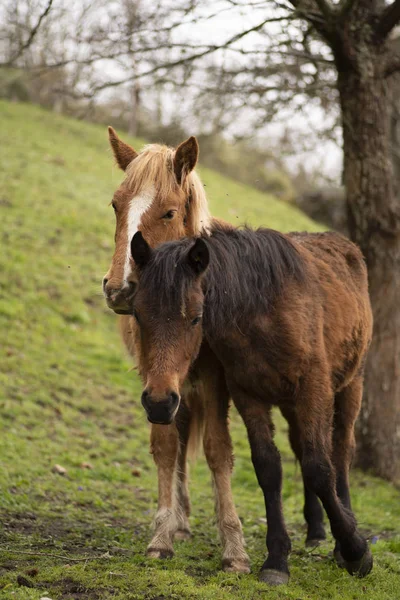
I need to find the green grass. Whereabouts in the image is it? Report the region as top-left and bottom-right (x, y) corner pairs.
(0, 99), (399, 600)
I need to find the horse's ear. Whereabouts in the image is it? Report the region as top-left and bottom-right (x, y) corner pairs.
(108, 126), (138, 171)
(131, 231), (152, 270)
(174, 136), (199, 184)
(187, 238), (209, 275)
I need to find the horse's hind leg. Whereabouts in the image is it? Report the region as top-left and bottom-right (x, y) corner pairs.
(282, 408), (326, 546)
(297, 374), (372, 578)
(202, 367), (250, 573)
(331, 376), (363, 566)
(147, 423), (179, 558)
(234, 394), (291, 585)
(174, 401), (192, 540)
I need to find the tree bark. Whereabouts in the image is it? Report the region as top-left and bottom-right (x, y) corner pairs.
(390, 75), (400, 196)
(336, 17), (400, 482)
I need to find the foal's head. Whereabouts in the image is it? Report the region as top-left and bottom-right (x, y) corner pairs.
(130, 231), (209, 425)
(103, 128), (211, 314)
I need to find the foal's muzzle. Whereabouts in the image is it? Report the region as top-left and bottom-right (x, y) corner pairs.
(103, 279), (136, 315)
(141, 390), (180, 425)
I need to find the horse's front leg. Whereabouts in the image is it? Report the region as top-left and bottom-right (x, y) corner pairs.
(147, 423), (179, 558)
(233, 394), (291, 585)
(174, 400), (192, 540)
(201, 367), (250, 573)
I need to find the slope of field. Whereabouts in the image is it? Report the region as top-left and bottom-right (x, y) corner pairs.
(0, 100), (399, 600)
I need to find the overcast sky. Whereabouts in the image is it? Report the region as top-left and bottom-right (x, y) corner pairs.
(166, 1), (343, 180)
(98, 0), (343, 181)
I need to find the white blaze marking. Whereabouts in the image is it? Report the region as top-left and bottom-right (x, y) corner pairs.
(123, 186), (155, 284)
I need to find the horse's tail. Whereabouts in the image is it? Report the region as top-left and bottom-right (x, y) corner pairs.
(186, 389), (205, 462)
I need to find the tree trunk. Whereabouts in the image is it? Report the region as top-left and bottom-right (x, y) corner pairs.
(337, 31), (400, 482)
(128, 79), (140, 137)
(390, 71), (400, 197)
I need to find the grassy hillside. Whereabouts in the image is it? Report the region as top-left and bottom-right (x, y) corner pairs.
(0, 100), (399, 600)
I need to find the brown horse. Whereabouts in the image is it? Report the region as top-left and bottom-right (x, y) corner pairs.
(103, 130), (250, 572)
(130, 225), (373, 585)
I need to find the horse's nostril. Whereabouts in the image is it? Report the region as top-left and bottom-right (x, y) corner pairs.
(127, 281), (137, 295)
(103, 277), (109, 291)
(170, 392), (179, 403)
(141, 390), (150, 410)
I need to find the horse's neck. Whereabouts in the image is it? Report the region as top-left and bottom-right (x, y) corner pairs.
(209, 217), (234, 231)
(189, 216), (234, 237)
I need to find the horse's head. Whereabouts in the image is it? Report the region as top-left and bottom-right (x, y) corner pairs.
(103, 127), (210, 314)
(130, 231), (209, 425)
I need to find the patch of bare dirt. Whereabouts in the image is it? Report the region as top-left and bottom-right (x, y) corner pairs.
(0, 510), (106, 555)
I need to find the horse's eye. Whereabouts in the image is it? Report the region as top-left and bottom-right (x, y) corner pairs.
(191, 316), (202, 326)
(162, 210), (176, 220)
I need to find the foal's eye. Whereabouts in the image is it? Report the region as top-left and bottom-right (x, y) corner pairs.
(162, 210), (176, 220)
(191, 316), (202, 326)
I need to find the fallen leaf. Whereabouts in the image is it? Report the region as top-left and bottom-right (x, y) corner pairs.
(52, 464), (67, 475)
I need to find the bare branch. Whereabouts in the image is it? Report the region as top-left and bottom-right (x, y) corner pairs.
(338, 0), (357, 19)
(376, 0), (400, 39)
(5, 0), (54, 65)
(314, 0), (336, 21)
(287, 0), (353, 68)
(83, 17), (278, 97)
(288, 0), (327, 26)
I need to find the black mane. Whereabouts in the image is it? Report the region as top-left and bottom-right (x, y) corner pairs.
(138, 224), (306, 336)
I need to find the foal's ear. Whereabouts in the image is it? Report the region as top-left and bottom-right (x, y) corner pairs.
(187, 238), (209, 275)
(131, 231), (152, 270)
(108, 126), (138, 171)
(174, 136), (199, 184)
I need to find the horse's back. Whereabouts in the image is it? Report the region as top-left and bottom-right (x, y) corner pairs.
(288, 231), (372, 390)
(290, 231), (368, 290)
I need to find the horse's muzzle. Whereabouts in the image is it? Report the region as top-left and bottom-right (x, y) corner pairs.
(103, 280), (136, 315)
(141, 390), (180, 425)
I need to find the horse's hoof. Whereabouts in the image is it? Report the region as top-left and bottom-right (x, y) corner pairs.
(146, 547), (174, 559)
(174, 528), (192, 541)
(222, 557), (251, 574)
(305, 538), (324, 548)
(344, 548), (373, 577)
(259, 569), (289, 586)
(333, 547), (346, 568)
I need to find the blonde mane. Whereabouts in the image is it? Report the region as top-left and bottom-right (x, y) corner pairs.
(125, 144), (211, 235)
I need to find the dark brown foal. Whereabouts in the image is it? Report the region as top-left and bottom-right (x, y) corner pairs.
(130, 226), (373, 585)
